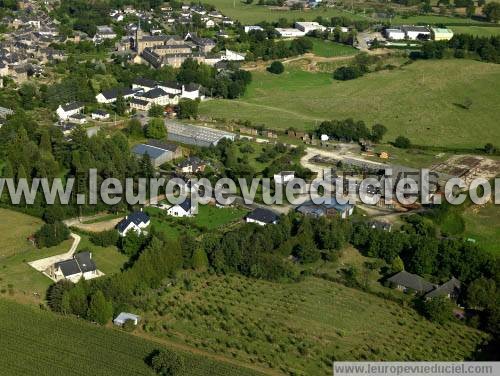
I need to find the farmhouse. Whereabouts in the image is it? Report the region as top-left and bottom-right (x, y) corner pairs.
(96, 87), (136, 104)
(387, 271), (435, 294)
(117, 211), (150, 236)
(135, 87), (178, 106)
(167, 198), (197, 217)
(425, 277), (461, 300)
(167, 122), (236, 148)
(48, 252), (99, 283)
(114, 312), (140, 326)
(246, 208), (279, 226)
(56, 101), (84, 121)
(431, 27), (454, 41)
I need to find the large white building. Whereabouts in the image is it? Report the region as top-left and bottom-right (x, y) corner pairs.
(294, 22), (326, 34)
(275, 28), (306, 38)
(56, 102), (84, 121)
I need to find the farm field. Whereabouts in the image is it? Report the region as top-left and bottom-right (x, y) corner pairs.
(390, 14), (487, 25)
(203, 0), (369, 24)
(0, 299), (265, 376)
(0, 208), (43, 259)
(450, 26), (500, 37)
(138, 272), (488, 375)
(463, 203), (500, 255)
(200, 59), (500, 148)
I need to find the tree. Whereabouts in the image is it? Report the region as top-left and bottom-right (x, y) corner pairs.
(192, 248), (209, 270)
(370, 123), (387, 143)
(148, 105), (164, 117)
(333, 66), (363, 81)
(391, 256), (405, 273)
(484, 143), (497, 155)
(420, 297), (453, 324)
(267, 61), (285, 74)
(46, 280), (73, 313)
(149, 349), (185, 376)
(466, 277), (497, 309)
(483, 2), (500, 22)
(34, 221), (70, 248)
(178, 99), (198, 119)
(394, 136), (411, 149)
(145, 118), (166, 139)
(87, 290), (113, 325)
(127, 118), (144, 138)
(115, 94), (126, 116)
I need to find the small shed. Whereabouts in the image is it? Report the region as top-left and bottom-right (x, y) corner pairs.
(114, 312), (141, 326)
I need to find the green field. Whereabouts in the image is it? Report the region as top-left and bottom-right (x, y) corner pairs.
(0, 208), (42, 259)
(391, 14), (487, 25)
(451, 26), (500, 37)
(138, 272), (488, 375)
(201, 59), (500, 148)
(204, 0), (369, 24)
(0, 299), (265, 376)
(463, 203), (500, 255)
(308, 38), (359, 58)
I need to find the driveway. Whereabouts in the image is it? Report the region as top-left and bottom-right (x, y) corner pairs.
(28, 233), (81, 274)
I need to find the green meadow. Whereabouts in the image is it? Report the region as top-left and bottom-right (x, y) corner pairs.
(200, 59), (500, 148)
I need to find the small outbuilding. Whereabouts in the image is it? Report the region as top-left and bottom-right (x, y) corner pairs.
(114, 312), (141, 326)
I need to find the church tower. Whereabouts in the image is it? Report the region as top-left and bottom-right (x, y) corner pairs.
(135, 19), (144, 53)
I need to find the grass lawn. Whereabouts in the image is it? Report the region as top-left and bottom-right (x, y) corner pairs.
(77, 236), (128, 275)
(0, 299), (265, 376)
(463, 203), (500, 255)
(203, 0), (369, 24)
(450, 26), (500, 37)
(200, 59), (500, 148)
(391, 14), (487, 25)
(369, 144), (450, 169)
(195, 205), (248, 230)
(0, 208), (43, 260)
(307, 37), (359, 58)
(139, 272), (488, 375)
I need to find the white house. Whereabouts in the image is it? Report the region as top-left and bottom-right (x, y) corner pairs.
(246, 208), (279, 226)
(56, 101), (84, 121)
(223, 49), (246, 62)
(167, 199), (196, 217)
(96, 88), (136, 104)
(117, 210), (151, 236)
(274, 171), (295, 185)
(136, 87), (177, 106)
(91, 110), (110, 120)
(181, 83), (203, 100)
(48, 252), (99, 283)
(295, 22), (326, 34)
(114, 312), (141, 326)
(68, 113), (87, 124)
(275, 28), (306, 38)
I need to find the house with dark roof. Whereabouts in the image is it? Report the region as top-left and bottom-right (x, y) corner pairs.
(56, 101), (84, 120)
(91, 109), (110, 120)
(117, 210), (150, 236)
(425, 277), (461, 300)
(246, 208), (279, 226)
(387, 271), (436, 294)
(132, 77), (158, 91)
(48, 251), (99, 283)
(296, 197), (355, 219)
(129, 97), (152, 111)
(95, 87), (136, 104)
(167, 198), (197, 217)
(177, 156), (206, 173)
(68, 113), (87, 124)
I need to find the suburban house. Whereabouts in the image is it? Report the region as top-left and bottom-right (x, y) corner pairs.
(47, 252), (99, 283)
(425, 277), (461, 300)
(387, 271), (436, 294)
(95, 87), (136, 104)
(129, 97), (152, 111)
(117, 210), (151, 236)
(246, 208), (279, 226)
(114, 312), (140, 326)
(296, 197), (355, 219)
(56, 101), (84, 120)
(167, 198), (197, 217)
(91, 109), (110, 120)
(274, 171), (295, 185)
(135, 87), (179, 106)
(68, 113), (87, 124)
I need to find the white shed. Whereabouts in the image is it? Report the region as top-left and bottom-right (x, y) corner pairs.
(114, 312), (141, 326)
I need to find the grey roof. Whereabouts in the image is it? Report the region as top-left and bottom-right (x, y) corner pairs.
(92, 109), (108, 116)
(387, 271), (435, 293)
(425, 277), (461, 299)
(146, 139), (180, 152)
(100, 87), (135, 100)
(133, 77), (158, 88)
(74, 252), (96, 273)
(114, 312), (140, 324)
(55, 259), (81, 277)
(247, 208), (279, 224)
(130, 98), (150, 106)
(183, 82), (201, 92)
(69, 113), (86, 120)
(117, 211), (150, 232)
(401, 25), (430, 33)
(141, 87), (168, 99)
(167, 122), (235, 145)
(61, 101), (83, 111)
(132, 144), (169, 160)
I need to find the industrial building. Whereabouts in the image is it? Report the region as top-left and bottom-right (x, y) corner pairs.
(166, 122), (235, 147)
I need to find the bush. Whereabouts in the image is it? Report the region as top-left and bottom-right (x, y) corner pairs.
(178, 99), (199, 119)
(333, 66), (363, 81)
(420, 297), (453, 324)
(394, 136), (411, 149)
(35, 221), (70, 248)
(267, 61), (285, 74)
(90, 229), (119, 247)
(149, 349), (185, 376)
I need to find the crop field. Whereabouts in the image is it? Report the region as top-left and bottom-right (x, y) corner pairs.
(0, 299), (265, 376)
(200, 59), (500, 148)
(138, 273), (488, 375)
(204, 0), (369, 24)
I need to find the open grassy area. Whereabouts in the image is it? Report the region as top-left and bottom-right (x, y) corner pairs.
(0, 299), (265, 376)
(195, 205), (248, 229)
(200, 59), (500, 148)
(138, 272), (487, 375)
(307, 38), (359, 58)
(204, 0), (369, 24)
(450, 26), (500, 37)
(0, 208), (43, 260)
(77, 236), (128, 275)
(463, 203), (500, 255)
(391, 14), (487, 25)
